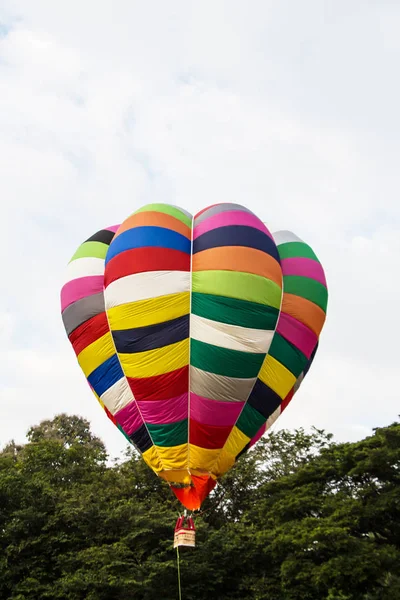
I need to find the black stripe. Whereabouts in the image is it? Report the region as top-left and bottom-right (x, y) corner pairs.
(129, 424), (153, 453)
(193, 225), (280, 262)
(247, 379), (281, 419)
(85, 229), (115, 245)
(113, 314), (189, 353)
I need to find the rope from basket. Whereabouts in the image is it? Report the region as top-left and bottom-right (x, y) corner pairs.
(176, 546), (182, 600)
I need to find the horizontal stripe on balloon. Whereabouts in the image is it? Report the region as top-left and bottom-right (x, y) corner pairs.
(87, 354), (124, 397)
(61, 276), (104, 312)
(113, 210), (191, 241)
(193, 210), (272, 240)
(268, 333), (308, 378)
(191, 339), (265, 378)
(146, 443), (188, 470)
(188, 444), (221, 471)
(193, 225), (280, 263)
(192, 271), (282, 308)
(281, 293), (326, 337)
(128, 366), (188, 401)
(190, 366), (256, 402)
(189, 420), (231, 450)
(62, 292), (105, 335)
(119, 338), (189, 378)
(281, 257), (327, 287)
(283, 275), (328, 312)
(104, 247), (190, 287)
(105, 226), (191, 265)
(194, 202), (252, 225)
(190, 314), (273, 353)
(105, 271), (190, 308)
(69, 312), (109, 356)
(277, 241), (319, 261)
(69, 241), (110, 262)
(114, 400), (143, 436)
(100, 377), (135, 415)
(78, 332), (115, 377)
(107, 292), (189, 330)
(276, 312), (318, 359)
(85, 229), (115, 245)
(137, 393), (188, 424)
(112, 314), (189, 354)
(129, 424), (153, 453)
(147, 419), (188, 447)
(191, 293), (279, 330)
(105, 224), (120, 233)
(247, 378), (282, 420)
(258, 355), (297, 399)
(64, 257), (105, 284)
(190, 393), (244, 426)
(222, 426), (251, 459)
(235, 403), (267, 439)
(192, 246), (282, 286)
(133, 203), (192, 229)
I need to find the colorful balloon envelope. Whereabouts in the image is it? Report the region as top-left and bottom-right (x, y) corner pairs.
(61, 203), (328, 510)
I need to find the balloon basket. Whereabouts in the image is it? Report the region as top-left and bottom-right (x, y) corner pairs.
(174, 515), (196, 548)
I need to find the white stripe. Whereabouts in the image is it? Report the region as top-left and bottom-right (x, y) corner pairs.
(105, 270), (190, 308)
(100, 377), (134, 414)
(273, 230), (303, 246)
(190, 314), (273, 353)
(65, 257), (105, 284)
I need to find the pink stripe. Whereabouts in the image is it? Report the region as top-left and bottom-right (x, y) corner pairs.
(105, 224), (120, 233)
(60, 276), (104, 311)
(249, 423), (267, 448)
(114, 400), (143, 435)
(137, 393), (188, 425)
(193, 210), (273, 240)
(277, 313), (317, 359)
(190, 393), (244, 427)
(281, 257), (327, 287)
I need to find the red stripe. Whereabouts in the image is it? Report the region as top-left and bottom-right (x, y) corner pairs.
(104, 247), (191, 287)
(281, 388), (294, 413)
(127, 366), (188, 401)
(189, 419), (231, 450)
(68, 312), (109, 356)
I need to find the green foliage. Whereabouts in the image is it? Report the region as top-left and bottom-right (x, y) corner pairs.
(0, 415), (399, 599)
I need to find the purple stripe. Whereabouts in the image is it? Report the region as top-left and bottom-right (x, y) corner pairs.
(137, 393), (188, 425)
(193, 210), (273, 241)
(114, 400), (143, 435)
(281, 257), (327, 287)
(190, 393), (244, 426)
(277, 313), (317, 359)
(60, 276), (104, 311)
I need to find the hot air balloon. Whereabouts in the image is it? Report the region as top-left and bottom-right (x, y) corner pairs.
(61, 202), (328, 518)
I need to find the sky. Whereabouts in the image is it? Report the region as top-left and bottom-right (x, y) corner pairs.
(0, 0), (399, 458)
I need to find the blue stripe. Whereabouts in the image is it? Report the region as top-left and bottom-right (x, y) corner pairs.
(193, 225), (280, 263)
(105, 226), (191, 265)
(87, 354), (124, 397)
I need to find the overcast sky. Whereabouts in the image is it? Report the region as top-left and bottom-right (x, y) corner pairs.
(0, 0), (399, 458)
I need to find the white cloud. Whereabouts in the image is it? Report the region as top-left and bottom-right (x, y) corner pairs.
(0, 0), (399, 457)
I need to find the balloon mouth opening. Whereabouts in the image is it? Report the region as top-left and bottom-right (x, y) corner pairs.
(168, 473), (217, 510)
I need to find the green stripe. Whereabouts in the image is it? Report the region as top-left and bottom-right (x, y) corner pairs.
(147, 419), (188, 447)
(269, 333), (308, 378)
(278, 242), (319, 261)
(192, 293), (279, 330)
(69, 241), (108, 262)
(192, 271), (282, 309)
(236, 404), (266, 439)
(118, 423), (134, 445)
(283, 275), (328, 312)
(132, 203), (192, 229)
(191, 339), (265, 378)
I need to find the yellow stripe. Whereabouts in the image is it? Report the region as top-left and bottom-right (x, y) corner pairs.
(77, 332), (114, 377)
(159, 469), (192, 485)
(212, 448), (236, 477)
(107, 292), (189, 330)
(224, 426), (250, 457)
(142, 445), (163, 473)
(259, 355), (297, 398)
(189, 445), (220, 471)
(119, 338), (189, 378)
(155, 444), (188, 470)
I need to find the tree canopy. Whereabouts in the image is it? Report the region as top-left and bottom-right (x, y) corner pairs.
(1, 414), (399, 599)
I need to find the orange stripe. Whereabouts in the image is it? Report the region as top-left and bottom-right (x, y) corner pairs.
(192, 246), (282, 287)
(114, 211), (191, 240)
(281, 293), (326, 336)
